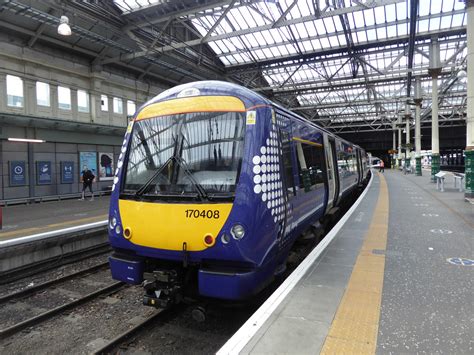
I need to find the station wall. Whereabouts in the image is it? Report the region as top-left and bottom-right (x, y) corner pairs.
(0, 139), (122, 201)
(0, 36), (168, 201)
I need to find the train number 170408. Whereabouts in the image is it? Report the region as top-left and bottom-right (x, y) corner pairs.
(185, 209), (220, 219)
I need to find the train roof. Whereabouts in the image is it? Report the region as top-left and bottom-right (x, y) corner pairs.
(143, 80), (272, 108)
(139, 81), (365, 153)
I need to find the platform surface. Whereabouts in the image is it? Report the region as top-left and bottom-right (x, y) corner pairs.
(0, 196), (109, 241)
(222, 170), (473, 354)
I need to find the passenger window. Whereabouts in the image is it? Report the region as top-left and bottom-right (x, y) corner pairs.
(280, 131), (295, 196)
(295, 139), (325, 192)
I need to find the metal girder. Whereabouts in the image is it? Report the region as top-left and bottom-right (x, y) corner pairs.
(406, 0), (419, 98)
(102, 0), (405, 63)
(201, 0), (236, 42)
(256, 69), (458, 95)
(292, 92), (466, 111)
(122, 0), (235, 29)
(0, 0), (215, 82)
(226, 26), (466, 73)
(0, 20), (179, 86)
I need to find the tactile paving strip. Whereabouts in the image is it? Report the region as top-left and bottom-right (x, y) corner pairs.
(321, 172), (389, 354)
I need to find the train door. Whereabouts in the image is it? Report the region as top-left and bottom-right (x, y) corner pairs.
(329, 137), (340, 206)
(323, 133), (336, 212)
(356, 149), (363, 185)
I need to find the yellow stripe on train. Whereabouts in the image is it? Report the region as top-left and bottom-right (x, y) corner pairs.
(136, 96), (246, 121)
(118, 200), (233, 251)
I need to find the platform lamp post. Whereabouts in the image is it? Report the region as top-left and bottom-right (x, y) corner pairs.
(465, 0), (474, 199)
(404, 102), (412, 171)
(429, 37), (442, 182)
(414, 77), (423, 176)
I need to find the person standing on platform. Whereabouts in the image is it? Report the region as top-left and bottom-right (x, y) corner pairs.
(80, 165), (95, 201)
(379, 160), (385, 173)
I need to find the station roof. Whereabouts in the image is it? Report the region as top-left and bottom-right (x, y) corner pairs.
(0, 0), (467, 134)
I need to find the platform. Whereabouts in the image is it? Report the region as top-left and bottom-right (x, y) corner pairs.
(219, 170), (473, 354)
(0, 196), (109, 241)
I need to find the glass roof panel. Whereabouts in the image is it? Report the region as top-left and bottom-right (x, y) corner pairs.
(114, 0), (160, 13)
(184, 0), (467, 127)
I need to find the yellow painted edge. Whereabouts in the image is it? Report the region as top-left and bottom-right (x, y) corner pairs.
(0, 214), (108, 239)
(136, 96), (246, 121)
(321, 172), (389, 354)
(292, 136), (323, 147)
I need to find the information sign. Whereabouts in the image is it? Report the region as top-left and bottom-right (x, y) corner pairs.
(37, 161), (52, 185)
(61, 161), (74, 184)
(10, 161), (26, 186)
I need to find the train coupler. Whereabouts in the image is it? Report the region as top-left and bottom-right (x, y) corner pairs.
(142, 270), (183, 308)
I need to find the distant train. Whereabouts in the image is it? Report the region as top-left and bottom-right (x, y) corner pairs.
(107, 81), (370, 307)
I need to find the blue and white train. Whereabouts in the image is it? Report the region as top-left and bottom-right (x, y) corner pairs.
(107, 81), (370, 307)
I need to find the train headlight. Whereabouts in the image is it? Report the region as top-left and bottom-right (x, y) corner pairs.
(111, 217), (117, 227)
(221, 233), (231, 244)
(115, 225), (122, 235)
(231, 224), (245, 240)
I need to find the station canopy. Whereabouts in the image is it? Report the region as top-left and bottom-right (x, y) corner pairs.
(0, 0), (468, 134)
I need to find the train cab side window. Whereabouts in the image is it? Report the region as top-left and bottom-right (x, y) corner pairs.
(295, 140), (325, 192)
(280, 131), (295, 196)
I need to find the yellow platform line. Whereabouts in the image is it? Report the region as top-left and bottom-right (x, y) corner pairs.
(321, 172), (389, 354)
(0, 214), (108, 239)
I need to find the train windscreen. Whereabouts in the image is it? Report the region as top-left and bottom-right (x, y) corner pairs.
(122, 111), (245, 200)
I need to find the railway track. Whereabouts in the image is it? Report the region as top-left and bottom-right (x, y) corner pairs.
(0, 262), (125, 340)
(0, 242), (111, 285)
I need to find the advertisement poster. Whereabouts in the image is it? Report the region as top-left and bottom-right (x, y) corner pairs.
(79, 152), (97, 181)
(10, 161), (26, 186)
(98, 152), (114, 181)
(61, 161), (74, 184)
(37, 161), (52, 185)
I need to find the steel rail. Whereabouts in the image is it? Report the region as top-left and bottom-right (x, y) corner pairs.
(0, 261), (109, 304)
(0, 281), (125, 340)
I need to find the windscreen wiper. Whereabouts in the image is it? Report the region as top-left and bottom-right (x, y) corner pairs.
(134, 156), (173, 197)
(174, 157), (209, 201)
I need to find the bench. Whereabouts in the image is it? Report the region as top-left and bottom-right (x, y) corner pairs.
(453, 173), (465, 192)
(435, 172), (447, 192)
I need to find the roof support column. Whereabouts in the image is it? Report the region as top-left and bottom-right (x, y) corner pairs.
(429, 37), (442, 182)
(465, 0), (474, 198)
(392, 122), (397, 168)
(398, 115), (403, 167)
(414, 76), (422, 176)
(405, 103), (412, 172)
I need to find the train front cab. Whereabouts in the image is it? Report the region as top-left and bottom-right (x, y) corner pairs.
(107, 84), (311, 304)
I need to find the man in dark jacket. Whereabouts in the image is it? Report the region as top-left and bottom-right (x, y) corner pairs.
(81, 165), (95, 201)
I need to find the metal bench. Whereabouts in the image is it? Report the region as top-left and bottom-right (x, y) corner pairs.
(453, 173), (465, 192)
(435, 172), (447, 192)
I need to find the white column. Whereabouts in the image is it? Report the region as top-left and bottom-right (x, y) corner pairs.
(467, 1), (474, 151)
(398, 128), (402, 160)
(415, 103), (421, 156)
(431, 77), (439, 154)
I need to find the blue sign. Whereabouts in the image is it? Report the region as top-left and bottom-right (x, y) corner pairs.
(61, 161), (74, 184)
(10, 161), (26, 186)
(37, 161), (52, 185)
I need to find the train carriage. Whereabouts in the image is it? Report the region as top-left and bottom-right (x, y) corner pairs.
(108, 81), (369, 306)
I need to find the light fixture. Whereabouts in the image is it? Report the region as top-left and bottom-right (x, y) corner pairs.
(58, 16), (72, 36)
(8, 138), (45, 143)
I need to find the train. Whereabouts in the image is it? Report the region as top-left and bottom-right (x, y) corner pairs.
(107, 81), (370, 307)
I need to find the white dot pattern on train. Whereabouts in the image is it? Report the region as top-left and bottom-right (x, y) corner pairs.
(112, 134), (129, 192)
(252, 124), (285, 223)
